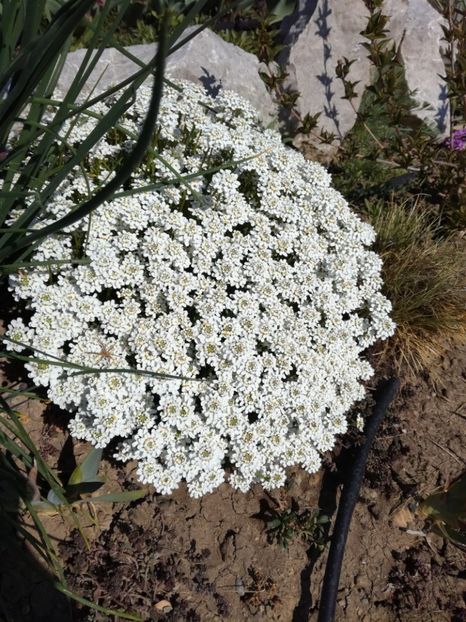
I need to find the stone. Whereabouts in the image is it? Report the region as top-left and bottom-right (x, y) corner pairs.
(282, 0), (372, 139)
(57, 27), (276, 126)
(279, 0), (319, 47)
(281, 0), (449, 137)
(167, 27), (277, 125)
(384, 0), (450, 133)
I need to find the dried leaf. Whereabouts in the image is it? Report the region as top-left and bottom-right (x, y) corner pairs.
(391, 506), (415, 528)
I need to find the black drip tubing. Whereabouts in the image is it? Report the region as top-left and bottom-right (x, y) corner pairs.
(317, 377), (400, 622)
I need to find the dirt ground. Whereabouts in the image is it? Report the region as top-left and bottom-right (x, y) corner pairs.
(1, 336), (465, 622)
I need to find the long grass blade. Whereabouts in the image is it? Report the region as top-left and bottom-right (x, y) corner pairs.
(0, 14), (169, 262)
(55, 585), (144, 622)
(0, 0), (96, 140)
(1, 337), (200, 382)
(84, 488), (149, 504)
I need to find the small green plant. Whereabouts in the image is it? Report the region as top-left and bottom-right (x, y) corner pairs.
(331, 0), (466, 230)
(420, 469), (466, 549)
(434, 0), (466, 129)
(31, 447), (148, 512)
(0, 393), (148, 620)
(216, 0), (296, 59)
(331, 0), (430, 193)
(259, 498), (329, 549)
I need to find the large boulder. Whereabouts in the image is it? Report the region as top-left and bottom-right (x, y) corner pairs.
(384, 0), (449, 133)
(282, 0), (449, 137)
(282, 0), (372, 139)
(57, 27), (277, 125)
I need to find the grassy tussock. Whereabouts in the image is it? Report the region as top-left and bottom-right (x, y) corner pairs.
(366, 198), (466, 373)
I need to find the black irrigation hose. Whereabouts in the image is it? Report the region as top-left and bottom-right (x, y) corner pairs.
(318, 377), (400, 622)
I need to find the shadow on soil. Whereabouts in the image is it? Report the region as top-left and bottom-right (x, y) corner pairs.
(0, 488), (74, 622)
(292, 452), (348, 622)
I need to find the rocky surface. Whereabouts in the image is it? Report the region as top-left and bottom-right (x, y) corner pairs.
(283, 0), (371, 138)
(58, 27), (277, 125)
(282, 0), (449, 137)
(167, 27), (277, 125)
(58, 4), (449, 139)
(384, 0), (450, 133)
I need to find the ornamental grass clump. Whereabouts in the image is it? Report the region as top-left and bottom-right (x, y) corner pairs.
(366, 197), (466, 373)
(6, 80), (395, 497)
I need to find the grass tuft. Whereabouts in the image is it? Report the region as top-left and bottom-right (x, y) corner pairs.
(365, 197), (466, 374)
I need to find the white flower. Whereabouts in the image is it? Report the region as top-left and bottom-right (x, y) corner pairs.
(355, 413), (365, 432)
(5, 318), (34, 351)
(6, 79), (395, 498)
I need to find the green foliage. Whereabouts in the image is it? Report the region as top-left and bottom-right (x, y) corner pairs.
(38, 447), (149, 509)
(332, 0), (429, 194)
(0, 0), (168, 272)
(0, 392), (147, 619)
(259, 498), (329, 550)
(0, 2), (239, 617)
(266, 0), (296, 24)
(435, 0), (466, 123)
(359, 2), (428, 124)
(1, 335), (193, 381)
(215, 2), (291, 61)
(43, 0), (66, 21)
(420, 469), (466, 549)
(92, 10), (162, 48)
(329, 0), (466, 234)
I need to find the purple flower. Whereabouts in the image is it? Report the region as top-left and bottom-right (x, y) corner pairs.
(447, 128), (466, 151)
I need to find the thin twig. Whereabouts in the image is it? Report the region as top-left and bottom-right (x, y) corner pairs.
(425, 436), (465, 465)
(449, 405), (466, 422)
(262, 63), (325, 144)
(348, 98), (385, 151)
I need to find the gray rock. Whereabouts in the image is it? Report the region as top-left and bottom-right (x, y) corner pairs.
(384, 0), (449, 133)
(284, 0), (372, 139)
(282, 0), (449, 137)
(57, 28), (276, 125)
(167, 27), (277, 124)
(279, 0), (319, 47)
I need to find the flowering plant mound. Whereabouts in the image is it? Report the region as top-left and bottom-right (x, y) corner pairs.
(7, 81), (394, 497)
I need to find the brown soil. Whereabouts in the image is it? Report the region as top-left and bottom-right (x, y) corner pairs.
(1, 338), (465, 622)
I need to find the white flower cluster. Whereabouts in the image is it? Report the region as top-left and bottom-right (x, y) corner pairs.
(6, 80), (395, 497)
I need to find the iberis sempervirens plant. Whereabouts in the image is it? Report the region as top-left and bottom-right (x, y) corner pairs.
(7, 81), (395, 497)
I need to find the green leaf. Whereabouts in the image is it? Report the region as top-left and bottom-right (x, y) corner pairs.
(441, 524), (466, 549)
(55, 585), (144, 621)
(82, 488), (149, 504)
(44, 0), (66, 22)
(68, 448), (103, 486)
(0, 396), (64, 495)
(1, 336), (199, 382)
(0, 0), (96, 141)
(267, 0), (297, 24)
(421, 470), (466, 529)
(24, 497), (66, 582)
(0, 14), (168, 262)
(65, 480), (104, 498)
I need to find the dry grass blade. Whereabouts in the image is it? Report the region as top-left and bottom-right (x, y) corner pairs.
(367, 197), (466, 375)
